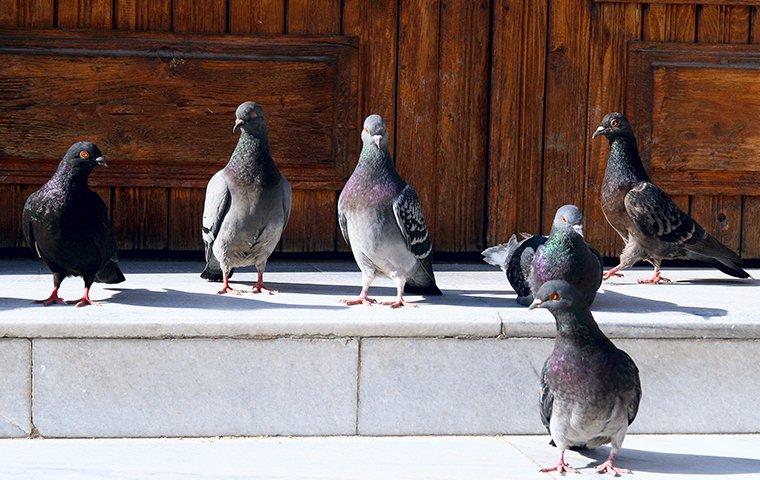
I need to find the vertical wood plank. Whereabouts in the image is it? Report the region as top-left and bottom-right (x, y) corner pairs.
(115, 0), (171, 30)
(173, 0), (225, 33)
(112, 187), (169, 250)
(57, 0), (112, 28)
(286, 0), (340, 34)
(742, 7), (760, 258)
(692, 5), (750, 255)
(488, 0), (548, 243)
(544, 0), (592, 234)
(229, 0), (285, 34)
(395, 0), (440, 242)
(280, 0), (341, 252)
(0, 0), (18, 26)
(434, 0), (490, 251)
(643, 4), (695, 214)
(17, 0), (54, 27)
(584, 1), (642, 257)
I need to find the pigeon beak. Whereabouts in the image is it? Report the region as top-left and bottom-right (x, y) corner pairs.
(94, 156), (107, 167)
(592, 125), (606, 139)
(372, 135), (382, 149)
(528, 298), (543, 310)
(572, 224), (583, 236)
(233, 118), (245, 133)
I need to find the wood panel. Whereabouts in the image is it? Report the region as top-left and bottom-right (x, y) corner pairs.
(597, 0), (758, 4)
(487, 0), (547, 244)
(544, 0), (592, 234)
(281, 0), (342, 252)
(58, 0), (112, 28)
(229, 0), (285, 34)
(742, 6), (760, 257)
(584, 2), (641, 257)
(115, 0), (171, 31)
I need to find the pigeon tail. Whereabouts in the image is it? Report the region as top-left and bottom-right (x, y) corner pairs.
(687, 233), (750, 279)
(94, 260), (125, 284)
(201, 264), (234, 282)
(481, 234), (519, 271)
(711, 257), (751, 279)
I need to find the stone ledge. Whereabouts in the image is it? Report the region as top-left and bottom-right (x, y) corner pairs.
(0, 260), (757, 339)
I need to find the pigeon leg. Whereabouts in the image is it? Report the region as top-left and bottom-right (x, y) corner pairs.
(540, 450), (577, 474)
(603, 265), (624, 281)
(251, 272), (276, 294)
(35, 273), (65, 305)
(217, 271), (242, 295)
(341, 273), (377, 306)
(637, 265), (671, 284)
(67, 286), (97, 308)
(382, 279), (417, 308)
(596, 449), (631, 476)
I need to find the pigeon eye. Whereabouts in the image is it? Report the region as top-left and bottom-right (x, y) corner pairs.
(79, 151), (90, 159)
(550, 292), (560, 301)
(251, 113), (257, 119)
(561, 216), (567, 223)
(610, 119), (620, 128)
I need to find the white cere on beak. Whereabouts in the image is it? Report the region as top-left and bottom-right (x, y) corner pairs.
(572, 224), (583, 236)
(528, 298), (543, 310)
(372, 135), (383, 148)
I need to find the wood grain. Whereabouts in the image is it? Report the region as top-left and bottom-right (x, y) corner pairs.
(287, 0), (340, 34)
(596, 0), (757, 4)
(58, 0), (112, 28)
(229, 0), (285, 34)
(173, 0), (225, 33)
(742, 6), (760, 257)
(434, 0), (490, 252)
(115, 0), (171, 30)
(112, 187), (168, 250)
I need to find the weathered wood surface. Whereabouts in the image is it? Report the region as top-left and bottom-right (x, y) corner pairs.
(1, 1), (759, 258)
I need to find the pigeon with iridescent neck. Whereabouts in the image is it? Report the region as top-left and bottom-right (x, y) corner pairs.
(532, 280), (641, 475)
(338, 114), (442, 308)
(201, 101), (291, 294)
(592, 112), (749, 283)
(482, 205), (596, 306)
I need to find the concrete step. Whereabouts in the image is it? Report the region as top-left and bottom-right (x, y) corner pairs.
(0, 260), (757, 438)
(0, 435), (758, 480)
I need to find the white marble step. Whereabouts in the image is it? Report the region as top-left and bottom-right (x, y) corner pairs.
(0, 435), (758, 480)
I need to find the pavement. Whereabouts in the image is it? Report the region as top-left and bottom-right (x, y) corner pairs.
(0, 435), (758, 479)
(0, 260), (757, 339)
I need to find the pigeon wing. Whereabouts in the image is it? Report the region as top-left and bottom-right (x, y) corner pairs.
(337, 188), (350, 246)
(624, 181), (696, 245)
(202, 170), (231, 261)
(539, 360), (553, 433)
(392, 185), (434, 279)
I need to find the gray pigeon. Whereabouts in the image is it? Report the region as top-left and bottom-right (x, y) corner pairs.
(338, 114), (442, 308)
(531, 280), (641, 475)
(482, 205), (593, 306)
(23, 141), (125, 307)
(593, 112), (749, 283)
(201, 101), (291, 294)
(528, 217), (603, 307)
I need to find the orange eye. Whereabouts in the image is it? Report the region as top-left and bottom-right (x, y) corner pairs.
(610, 118), (620, 128)
(550, 292), (560, 301)
(561, 216), (567, 223)
(79, 151), (90, 159)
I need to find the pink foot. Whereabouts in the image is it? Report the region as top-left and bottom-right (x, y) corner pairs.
(603, 270), (624, 281)
(381, 299), (417, 309)
(637, 275), (670, 284)
(252, 283), (277, 295)
(540, 461), (577, 474)
(341, 297), (377, 306)
(596, 459), (631, 475)
(35, 290), (65, 306)
(67, 291), (97, 307)
(217, 286), (242, 295)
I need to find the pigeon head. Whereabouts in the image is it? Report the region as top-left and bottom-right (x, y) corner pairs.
(233, 101), (266, 134)
(551, 204), (584, 236)
(361, 114), (388, 150)
(529, 280), (585, 313)
(61, 141), (106, 175)
(592, 112), (634, 141)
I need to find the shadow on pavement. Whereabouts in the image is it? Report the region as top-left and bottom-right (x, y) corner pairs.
(579, 447), (760, 475)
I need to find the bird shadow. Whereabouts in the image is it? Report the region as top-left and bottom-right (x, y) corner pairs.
(577, 446), (760, 475)
(593, 290), (727, 318)
(102, 287), (345, 312)
(675, 278), (760, 286)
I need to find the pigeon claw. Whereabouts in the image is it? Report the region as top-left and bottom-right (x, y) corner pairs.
(381, 299), (417, 309)
(603, 270), (624, 281)
(341, 297), (377, 306)
(637, 275), (671, 284)
(217, 286), (243, 295)
(251, 283), (277, 295)
(66, 298), (98, 307)
(595, 460), (631, 476)
(539, 461), (578, 474)
(35, 294), (65, 306)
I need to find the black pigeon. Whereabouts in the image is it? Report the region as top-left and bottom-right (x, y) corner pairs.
(593, 112), (749, 283)
(23, 141), (124, 307)
(482, 205), (601, 306)
(532, 280), (641, 475)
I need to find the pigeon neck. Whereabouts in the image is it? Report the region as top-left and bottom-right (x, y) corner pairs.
(53, 161), (92, 190)
(227, 129), (279, 184)
(605, 136), (650, 184)
(357, 144), (394, 172)
(553, 307), (608, 343)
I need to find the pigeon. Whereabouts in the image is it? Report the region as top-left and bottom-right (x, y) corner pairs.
(201, 101), (291, 294)
(23, 141), (125, 307)
(531, 280), (641, 475)
(593, 112), (749, 283)
(529, 217), (603, 308)
(338, 114), (442, 308)
(482, 205), (599, 306)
